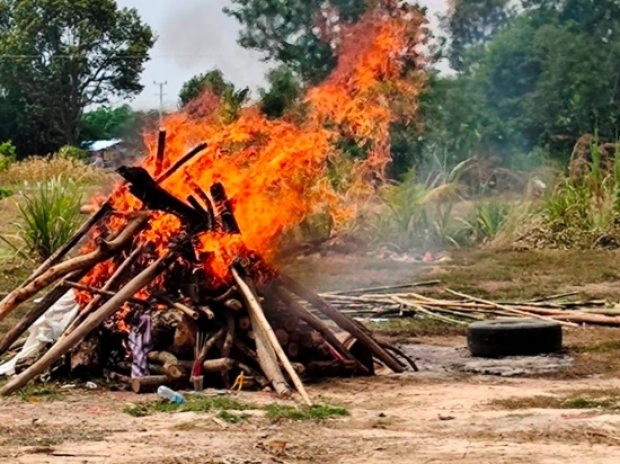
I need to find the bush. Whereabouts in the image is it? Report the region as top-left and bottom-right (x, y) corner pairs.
(0, 140), (17, 171)
(57, 145), (88, 162)
(0, 176), (84, 261)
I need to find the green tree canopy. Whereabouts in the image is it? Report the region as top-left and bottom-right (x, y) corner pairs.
(79, 104), (142, 143)
(0, 0), (154, 156)
(259, 67), (303, 119)
(178, 69), (234, 108)
(224, 0), (373, 84)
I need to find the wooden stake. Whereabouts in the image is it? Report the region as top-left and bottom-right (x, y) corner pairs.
(154, 129), (166, 177)
(280, 274), (404, 373)
(155, 142), (208, 184)
(0, 253), (171, 396)
(0, 214), (149, 325)
(232, 268), (311, 406)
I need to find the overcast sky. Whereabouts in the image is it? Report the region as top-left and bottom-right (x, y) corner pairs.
(116, 0), (448, 111)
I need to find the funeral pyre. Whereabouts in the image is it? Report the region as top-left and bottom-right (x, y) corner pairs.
(0, 5), (425, 401)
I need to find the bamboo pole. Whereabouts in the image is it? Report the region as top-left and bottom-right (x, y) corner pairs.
(275, 287), (370, 375)
(0, 253), (171, 396)
(280, 274), (404, 373)
(232, 268), (306, 403)
(0, 268), (90, 358)
(0, 214), (149, 325)
(154, 129), (166, 177)
(61, 244), (145, 339)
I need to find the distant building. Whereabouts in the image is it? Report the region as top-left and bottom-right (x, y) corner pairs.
(83, 139), (128, 168)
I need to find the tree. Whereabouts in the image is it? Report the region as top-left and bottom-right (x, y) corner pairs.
(178, 69), (233, 108)
(79, 104), (142, 143)
(259, 67), (303, 119)
(440, 0), (513, 71)
(0, 0), (154, 155)
(224, 0), (373, 84)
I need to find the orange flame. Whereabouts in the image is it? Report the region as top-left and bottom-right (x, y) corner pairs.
(78, 6), (427, 300)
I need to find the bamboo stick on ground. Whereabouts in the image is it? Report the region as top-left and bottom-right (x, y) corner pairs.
(280, 274), (404, 373)
(444, 288), (579, 328)
(232, 268), (303, 402)
(0, 253), (172, 396)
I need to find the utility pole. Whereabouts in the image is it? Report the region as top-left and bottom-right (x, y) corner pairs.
(154, 80), (168, 127)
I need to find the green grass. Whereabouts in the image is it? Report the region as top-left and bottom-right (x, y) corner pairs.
(264, 404), (349, 421)
(123, 395), (256, 417)
(123, 395), (350, 424)
(16, 383), (62, 403)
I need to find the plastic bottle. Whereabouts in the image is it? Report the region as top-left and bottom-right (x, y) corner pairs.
(157, 385), (186, 404)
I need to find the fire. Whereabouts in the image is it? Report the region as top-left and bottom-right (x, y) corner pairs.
(78, 5), (427, 299)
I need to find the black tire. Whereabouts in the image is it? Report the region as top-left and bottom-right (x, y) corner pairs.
(467, 319), (562, 358)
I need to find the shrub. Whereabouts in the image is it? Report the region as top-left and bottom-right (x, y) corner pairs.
(57, 145), (88, 162)
(0, 176), (84, 261)
(0, 140), (17, 171)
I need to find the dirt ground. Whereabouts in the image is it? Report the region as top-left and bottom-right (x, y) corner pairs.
(2, 250), (620, 463)
(2, 374), (620, 464)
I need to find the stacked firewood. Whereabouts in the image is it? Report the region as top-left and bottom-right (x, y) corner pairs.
(0, 134), (412, 403)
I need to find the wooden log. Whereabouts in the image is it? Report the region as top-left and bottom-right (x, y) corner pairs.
(279, 274), (404, 373)
(283, 315), (299, 332)
(287, 342), (299, 358)
(210, 183), (240, 234)
(63, 282), (149, 306)
(156, 295), (200, 320)
(232, 268), (310, 405)
(275, 287), (368, 374)
(211, 286), (238, 303)
(0, 268), (90, 358)
(117, 167), (206, 230)
(174, 315), (199, 356)
(238, 316), (250, 331)
(188, 179), (215, 230)
(0, 253), (172, 396)
(155, 129), (166, 177)
(132, 375), (169, 394)
(197, 305), (215, 320)
(70, 332), (101, 377)
(62, 244), (146, 340)
(0, 214), (150, 325)
(300, 331), (323, 348)
(224, 299), (243, 311)
(220, 312), (235, 387)
(289, 330), (301, 343)
(104, 370), (132, 385)
(155, 142), (207, 184)
(275, 329), (290, 346)
(147, 351), (186, 381)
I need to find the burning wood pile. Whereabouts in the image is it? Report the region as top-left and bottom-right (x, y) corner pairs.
(0, 137), (413, 402)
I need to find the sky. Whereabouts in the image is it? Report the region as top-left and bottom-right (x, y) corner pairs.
(116, 0), (449, 111)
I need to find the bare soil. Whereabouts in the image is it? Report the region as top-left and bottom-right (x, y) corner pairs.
(3, 250), (620, 463)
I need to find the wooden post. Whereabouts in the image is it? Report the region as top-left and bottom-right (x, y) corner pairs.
(232, 268), (311, 406)
(132, 375), (169, 394)
(280, 274), (404, 373)
(0, 253), (171, 396)
(154, 129), (166, 177)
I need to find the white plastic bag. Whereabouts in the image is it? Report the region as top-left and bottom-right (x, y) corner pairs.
(0, 290), (79, 376)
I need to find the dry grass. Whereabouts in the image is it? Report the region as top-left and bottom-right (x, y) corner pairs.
(465, 424), (620, 446)
(489, 387), (620, 411)
(0, 423), (116, 448)
(0, 156), (112, 187)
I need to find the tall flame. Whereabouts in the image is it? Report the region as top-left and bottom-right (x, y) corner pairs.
(79, 6), (427, 294)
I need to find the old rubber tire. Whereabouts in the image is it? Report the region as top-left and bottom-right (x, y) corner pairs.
(467, 319), (562, 358)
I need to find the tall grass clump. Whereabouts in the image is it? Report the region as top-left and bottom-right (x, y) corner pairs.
(0, 155), (109, 187)
(0, 176), (84, 261)
(514, 139), (620, 249)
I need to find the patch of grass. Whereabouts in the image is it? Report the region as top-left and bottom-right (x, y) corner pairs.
(0, 424), (114, 448)
(123, 395), (257, 417)
(465, 424), (620, 446)
(368, 318), (467, 338)
(264, 404), (349, 421)
(490, 388), (620, 412)
(217, 411), (249, 424)
(16, 383), (62, 403)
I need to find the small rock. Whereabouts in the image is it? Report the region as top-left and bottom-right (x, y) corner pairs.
(376, 412), (386, 418)
(438, 414), (455, 421)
